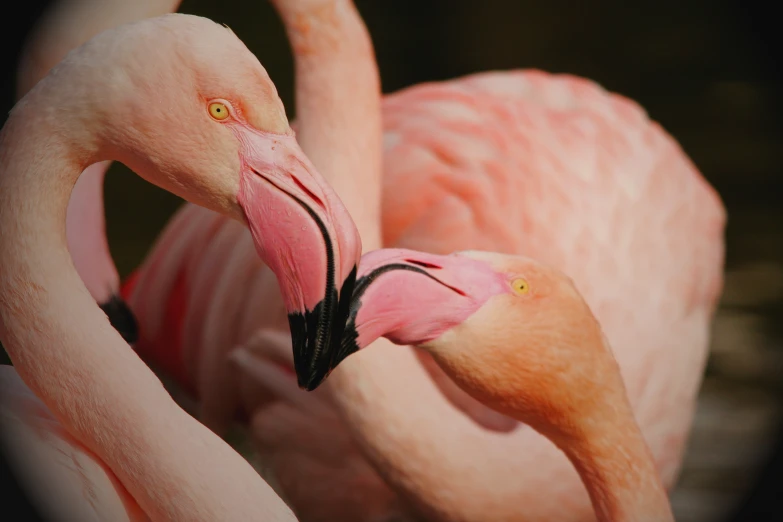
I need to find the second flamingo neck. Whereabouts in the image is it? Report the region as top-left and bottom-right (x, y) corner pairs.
(553, 408), (674, 522)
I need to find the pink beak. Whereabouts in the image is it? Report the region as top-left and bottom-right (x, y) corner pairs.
(304, 248), (507, 389)
(235, 128), (362, 391)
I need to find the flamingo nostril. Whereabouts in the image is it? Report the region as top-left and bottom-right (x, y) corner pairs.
(405, 259), (442, 270)
(292, 176), (325, 210)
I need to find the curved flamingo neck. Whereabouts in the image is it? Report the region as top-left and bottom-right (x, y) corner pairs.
(0, 97), (159, 507)
(276, 0), (383, 249)
(15, 0), (185, 306)
(551, 405), (674, 522)
(0, 83), (293, 520)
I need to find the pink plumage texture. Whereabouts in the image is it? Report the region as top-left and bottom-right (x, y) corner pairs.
(0, 366), (148, 522)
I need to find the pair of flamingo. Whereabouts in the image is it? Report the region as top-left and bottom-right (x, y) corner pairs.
(120, 1), (725, 520)
(1, 1), (725, 522)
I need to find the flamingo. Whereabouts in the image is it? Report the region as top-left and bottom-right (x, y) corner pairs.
(0, 13), (364, 520)
(15, 0), (183, 342)
(121, 0), (384, 433)
(303, 71), (725, 521)
(236, 247), (678, 522)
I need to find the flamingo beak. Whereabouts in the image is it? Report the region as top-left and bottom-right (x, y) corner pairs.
(235, 130), (362, 391)
(300, 249), (506, 390)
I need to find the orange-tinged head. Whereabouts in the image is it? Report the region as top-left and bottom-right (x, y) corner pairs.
(329, 248), (629, 441)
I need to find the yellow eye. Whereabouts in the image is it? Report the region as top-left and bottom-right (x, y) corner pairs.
(511, 278), (529, 295)
(208, 102), (230, 120)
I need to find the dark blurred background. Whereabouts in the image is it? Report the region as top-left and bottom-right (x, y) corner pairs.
(1, 1), (781, 520)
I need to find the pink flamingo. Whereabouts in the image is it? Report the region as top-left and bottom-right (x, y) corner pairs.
(308, 71), (725, 522)
(18, 0), (510, 429)
(0, 13), (364, 520)
(238, 246), (678, 522)
(122, 0), (384, 431)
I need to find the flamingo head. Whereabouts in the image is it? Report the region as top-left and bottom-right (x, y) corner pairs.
(301, 248), (625, 439)
(60, 14), (362, 378)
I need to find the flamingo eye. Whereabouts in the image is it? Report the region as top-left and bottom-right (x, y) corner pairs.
(510, 278), (529, 295)
(208, 101), (230, 121)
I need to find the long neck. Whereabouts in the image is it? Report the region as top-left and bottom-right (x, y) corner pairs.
(16, 0), (183, 304)
(273, 0), (383, 249)
(551, 396), (674, 522)
(0, 90), (294, 521)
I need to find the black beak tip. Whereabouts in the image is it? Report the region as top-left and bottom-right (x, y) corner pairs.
(288, 309), (359, 391)
(99, 295), (139, 344)
(289, 267), (359, 392)
(298, 375), (326, 392)
(291, 322), (361, 392)
(288, 308), (331, 392)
